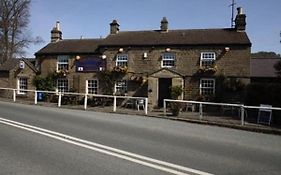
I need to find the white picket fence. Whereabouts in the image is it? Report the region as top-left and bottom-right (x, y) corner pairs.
(164, 99), (281, 126)
(0, 87), (148, 115)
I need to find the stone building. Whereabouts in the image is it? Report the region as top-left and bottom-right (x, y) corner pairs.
(0, 58), (38, 98)
(35, 8), (251, 109)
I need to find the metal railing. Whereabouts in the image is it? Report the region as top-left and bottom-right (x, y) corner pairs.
(0, 87), (148, 115)
(164, 99), (281, 126)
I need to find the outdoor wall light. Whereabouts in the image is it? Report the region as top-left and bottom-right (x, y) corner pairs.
(75, 55), (81, 60)
(119, 48), (124, 52)
(166, 48), (171, 52)
(143, 52), (148, 58)
(224, 47), (230, 52)
(101, 55), (107, 59)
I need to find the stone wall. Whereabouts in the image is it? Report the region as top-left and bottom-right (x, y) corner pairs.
(36, 44), (250, 108)
(103, 45), (251, 78)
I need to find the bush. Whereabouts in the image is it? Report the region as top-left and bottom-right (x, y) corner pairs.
(245, 83), (281, 107)
(245, 83), (281, 124)
(170, 86), (183, 116)
(32, 74), (55, 91)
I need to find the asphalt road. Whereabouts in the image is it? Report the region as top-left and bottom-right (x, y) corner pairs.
(0, 101), (281, 175)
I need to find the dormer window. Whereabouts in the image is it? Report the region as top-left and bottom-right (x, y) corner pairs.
(57, 55), (69, 71)
(161, 52), (175, 68)
(200, 52), (216, 67)
(116, 54), (128, 67)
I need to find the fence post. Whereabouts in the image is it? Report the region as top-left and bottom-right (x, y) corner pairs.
(163, 99), (166, 116)
(113, 96), (117, 112)
(240, 105), (245, 126)
(13, 89), (16, 102)
(199, 103), (203, 120)
(145, 98), (148, 115)
(58, 92), (62, 107)
(34, 91), (37, 105)
(84, 94), (88, 110)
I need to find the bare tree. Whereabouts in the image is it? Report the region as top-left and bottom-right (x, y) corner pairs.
(0, 0), (42, 64)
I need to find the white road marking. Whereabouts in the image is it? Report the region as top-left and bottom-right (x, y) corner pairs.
(0, 117), (214, 175)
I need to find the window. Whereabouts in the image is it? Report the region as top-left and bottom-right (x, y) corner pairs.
(200, 52), (216, 67)
(57, 55), (69, 71)
(116, 54), (128, 67)
(57, 78), (68, 93)
(115, 80), (127, 94)
(200, 79), (215, 95)
(162, 53), (175, 67)
(86, 80), (98, 94)
(17, 77), (28, 94)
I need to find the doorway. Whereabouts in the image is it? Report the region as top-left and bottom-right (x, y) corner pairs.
(158, 78), (172, 107)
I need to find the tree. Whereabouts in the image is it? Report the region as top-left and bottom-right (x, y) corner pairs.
(251, 51), (281, 58)
(0, 0), (42, 64)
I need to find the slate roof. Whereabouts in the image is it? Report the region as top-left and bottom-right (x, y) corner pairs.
(101, 28), (251, 46)
(35, 39), (103, 55)
(35, 28), (251, 55)
(251, 57), (281, 77)
(0, 58), (19, 71)
(0, 58), (38, 73)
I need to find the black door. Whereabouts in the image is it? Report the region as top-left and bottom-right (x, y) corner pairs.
(158, 78), (172, 107)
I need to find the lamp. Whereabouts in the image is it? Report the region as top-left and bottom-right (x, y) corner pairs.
(119, 48), (123, 52)
(224, 47), (230, 52)
(166, 48), (171, 52)
(101, 55), (107, 59)
(76, 55), (81, 60)
(143, 52), (148, 58)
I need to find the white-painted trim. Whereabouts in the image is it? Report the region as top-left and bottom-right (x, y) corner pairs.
(86, 79), (99, 94)
(116, 54), (128, 67)
(17, 77), (28, 95)
(161, 52), (175, 68)
(199, 78), (215, 95)
(56, 78), (69, 93)
(200, 52), (216, 67)
(57, 55), (70, 71)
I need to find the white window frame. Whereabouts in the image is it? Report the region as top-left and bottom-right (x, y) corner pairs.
(200, 52), (216, 67)
(114, 80), (127, 94)
(116, 54), (128, 67)
(86, 79), (98, 94)
(161, 52), (175, 68)
(200, 78), (215, 95)
(57, 55), (70, 71)
(17, 77), (28, 94)
(57, 78), (69, 93)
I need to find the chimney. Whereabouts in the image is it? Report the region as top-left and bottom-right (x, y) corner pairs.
(110, 20), (119, 34)
(235, 7), (246, 32)
(160, 17), (168, 32)
(51, 21), (62, 42)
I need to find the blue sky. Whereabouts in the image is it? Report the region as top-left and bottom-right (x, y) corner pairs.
(27, 0), (281, 57)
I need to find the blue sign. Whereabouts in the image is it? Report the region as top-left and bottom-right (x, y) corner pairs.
(76, 57), (106, 72)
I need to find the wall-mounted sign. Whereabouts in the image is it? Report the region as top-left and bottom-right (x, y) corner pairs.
(19, 61), (25, 69)
(77, 67), (84, 71)
(76, 57), (106, 72)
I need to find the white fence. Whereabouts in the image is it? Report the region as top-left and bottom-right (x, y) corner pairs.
(0, 87), (148, 115)
(164, 99), (281, 126)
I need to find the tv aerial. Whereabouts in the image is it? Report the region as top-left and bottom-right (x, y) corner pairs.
(229, 0), (236, 28)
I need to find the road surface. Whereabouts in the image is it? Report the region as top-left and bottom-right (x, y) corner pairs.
(0, 101), (281, 175)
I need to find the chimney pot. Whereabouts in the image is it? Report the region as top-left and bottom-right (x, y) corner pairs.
(110, 19), (120, 34)
(51, 21), (62, 42)
(56, 21), (60, 30)
(237, 7), (243, 15)
(160, 17), (168, 32)
(235, 7), (246, 32)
